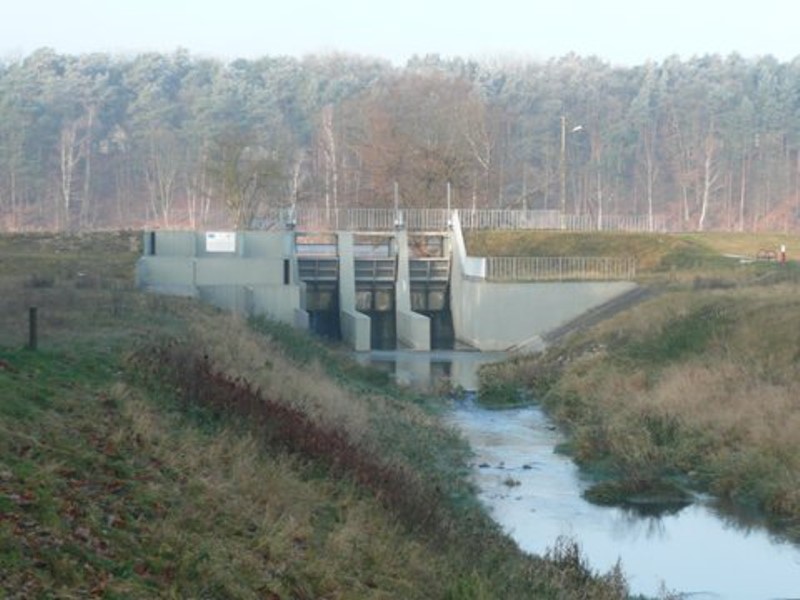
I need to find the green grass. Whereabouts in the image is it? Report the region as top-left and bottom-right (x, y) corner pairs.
(465, 230), (705, 272)
(616, 300), (733, 365)
(480, 284), (800, 532)
(0, 232), (630, 599)
(466, 230), (800, 284)
(471, 229), (800, 532)
(249, 316), (394, 393)
(2, 339), (484, 598)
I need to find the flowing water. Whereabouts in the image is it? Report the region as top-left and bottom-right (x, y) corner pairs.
(359, 350), (800, 600)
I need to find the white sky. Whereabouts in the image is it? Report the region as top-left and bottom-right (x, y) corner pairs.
(3, 0), (798, 66)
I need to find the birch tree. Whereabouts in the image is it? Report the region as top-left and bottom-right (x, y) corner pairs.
(697, 125), (721, 231)
(629, 64), (663, 231)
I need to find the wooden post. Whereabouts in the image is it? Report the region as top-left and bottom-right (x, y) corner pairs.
(28, 307), (37, 351)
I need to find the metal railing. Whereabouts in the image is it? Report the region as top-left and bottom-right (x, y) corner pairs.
(256, 207), (667, 233)
(277, 207), (402, 231)
(457, 210), (666, 232)
(457, 209), (560, 230)
(486, 256), (637, 282)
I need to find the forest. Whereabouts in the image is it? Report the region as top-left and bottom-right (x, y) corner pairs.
(1, 48), (800, 232)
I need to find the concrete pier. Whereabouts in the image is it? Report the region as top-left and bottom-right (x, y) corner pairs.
(337, 232), (371, 351)
(394, 230), (431, 351)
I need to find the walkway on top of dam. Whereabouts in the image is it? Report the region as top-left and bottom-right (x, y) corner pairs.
(250, 206), (666, 234)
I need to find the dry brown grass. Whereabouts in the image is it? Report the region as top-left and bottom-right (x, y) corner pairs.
(181, 311), (447, 459)
(499, 281), (800, 526)
(466, 229), (800, 266)
(683, 232), (798, 258)
(108, 385), (454, 599)
(1, 231), (632, 599)
(185, 312), (378, 441)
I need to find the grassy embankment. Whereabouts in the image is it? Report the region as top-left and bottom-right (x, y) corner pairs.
(473, 230), (800, 534)
(0, 232), (628, 599)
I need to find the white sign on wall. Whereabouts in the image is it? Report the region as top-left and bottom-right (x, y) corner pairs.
(206, 231), (236, 253)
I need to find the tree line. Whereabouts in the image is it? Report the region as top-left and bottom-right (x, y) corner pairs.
(1, 48), (799, 232)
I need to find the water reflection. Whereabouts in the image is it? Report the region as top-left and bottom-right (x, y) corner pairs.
(355, 349), (506, 391)
(359, 350), (800, 600)
(450, 402), (800, 600)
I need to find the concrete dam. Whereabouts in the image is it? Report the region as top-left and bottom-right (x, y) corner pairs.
(135, 212), (637, 352)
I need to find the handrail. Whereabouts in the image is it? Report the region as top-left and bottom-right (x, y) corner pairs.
(486, 256), (637, 281)
(249, 207), (667, 233)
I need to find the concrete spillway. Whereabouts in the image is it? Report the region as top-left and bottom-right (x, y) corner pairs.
(136, 214), (636, 352)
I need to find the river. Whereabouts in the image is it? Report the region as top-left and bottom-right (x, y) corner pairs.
(359, 350), (800, 600)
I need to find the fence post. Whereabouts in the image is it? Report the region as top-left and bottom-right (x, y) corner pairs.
(28, 307), (38, 351)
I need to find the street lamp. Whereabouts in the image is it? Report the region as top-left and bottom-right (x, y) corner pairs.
(559, 117), (583, 227)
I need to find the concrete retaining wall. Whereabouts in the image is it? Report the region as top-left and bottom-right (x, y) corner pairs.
(450, 211), (637, 351)
(137, 230), (303, 325)
(452, 277), (635, 351)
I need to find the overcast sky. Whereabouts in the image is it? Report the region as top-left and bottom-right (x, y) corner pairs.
(3, 0), (797, 65)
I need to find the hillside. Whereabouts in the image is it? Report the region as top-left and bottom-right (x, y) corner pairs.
(476, 230), (800, 536)
(465, 230), (797, 273)
(0, 233), (627, 599)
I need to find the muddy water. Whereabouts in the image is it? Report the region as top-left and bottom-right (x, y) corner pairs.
(361, 351), (800, 600)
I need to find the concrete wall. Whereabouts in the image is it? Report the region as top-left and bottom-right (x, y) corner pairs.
(142, 231), (197, 257)
(452, 277), (635, 351)
(136, 257), (197, 294)
(198, 285), (252, 316)
(251, 284), (303, 323)
(337, 233), (371, 351)
(136, 229), (304, 326)
(194, 258), (285, 286)
(394, 230), (431, 351)
(450, 211), (637, 351)
(241, 231), (290, 257)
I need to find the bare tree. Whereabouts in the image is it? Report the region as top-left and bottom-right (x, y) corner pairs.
(208, 133), (283, 228)
(319, 104), (339, 214)
(143, 129), (181, 227)
(58, 116), (88, 230)
(698, 124), (721, 231)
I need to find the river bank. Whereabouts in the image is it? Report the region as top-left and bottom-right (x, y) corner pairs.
(478, 281), (800, 540)
(362, 349), (800, 598)
(448, 400), (800, 599)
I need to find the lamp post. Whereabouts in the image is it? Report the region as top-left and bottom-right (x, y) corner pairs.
(559, 117), (583, 228)
(560, 116), (566, 220)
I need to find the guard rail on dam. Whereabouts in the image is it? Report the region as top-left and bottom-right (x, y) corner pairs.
(136, 213), (638, 352)
(249, 207), (666, 233)
(486, 256), (637, 282)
